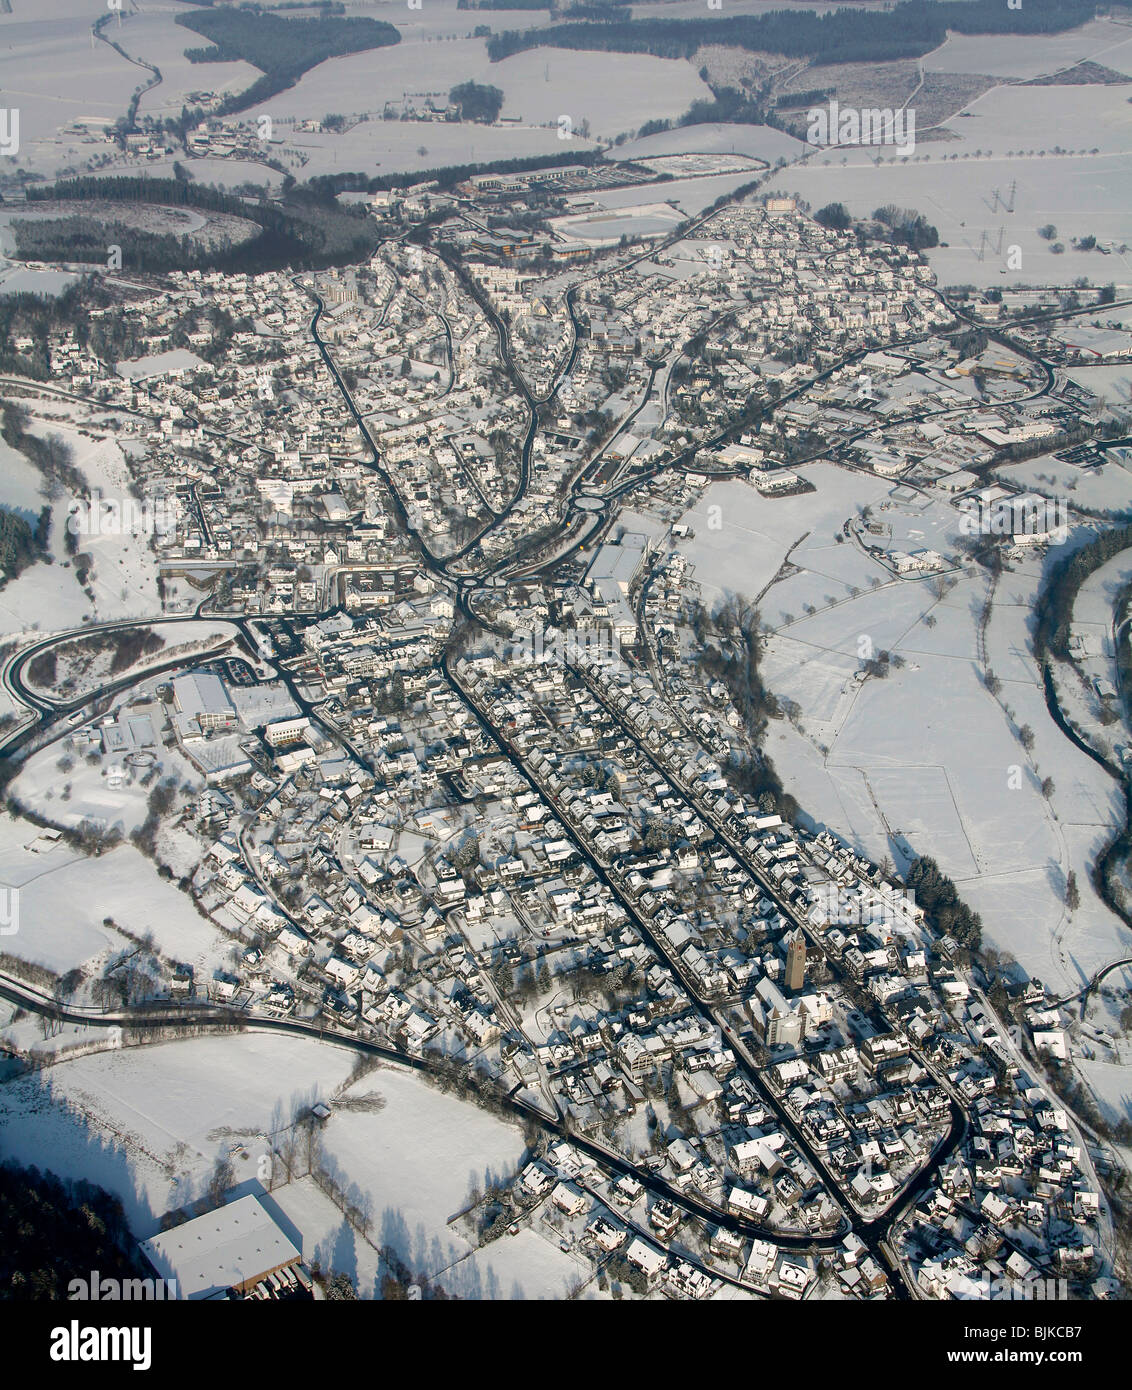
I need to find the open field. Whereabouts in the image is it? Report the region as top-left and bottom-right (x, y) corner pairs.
(670, 471), (1132, 993)
(0, 1033), (541, 1297)
(0, 811), (228, 979)
(0, 415), (165, 637)
(778, 147), (1132, 291)
(922, 19), (1132, 80)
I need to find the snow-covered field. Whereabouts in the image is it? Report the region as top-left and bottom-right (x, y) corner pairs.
(672, 471), (1132, 993)
(0, 1033), (559, 1295)
(614, 122), (806, 165)
(0, 1033), (355, 1236)
(779, 148), (1132, 292)
(116, 350), (207, 381)
(997, 453), (1132, 514)
(0, 0), (139, 176)
(0, 435), (48, 521)
(0, 411), (168, 637)
(672, 465), (892, 609)
(0, 811), (227, 977)
(922, 18), (1132, 79)
(120, 6), (262, 120)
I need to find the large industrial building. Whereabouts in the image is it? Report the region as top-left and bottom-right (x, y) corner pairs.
(140, 1194), (302, 1300)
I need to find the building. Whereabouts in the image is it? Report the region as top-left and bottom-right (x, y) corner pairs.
(172, 671), (236, 733)
(140, 1194), (302, 1299)
(583, 533), (651, 643)
(785, 928), (807, 993)
(264, 716), (311, 748)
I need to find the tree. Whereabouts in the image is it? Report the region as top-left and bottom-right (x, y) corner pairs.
(1019, 724), (1035, 751)
(207, 1154), (235, 1207)
(449, 80), (504, 123)
(326, 1272), (357, 1299)
(815, 202), (850, 231)
(1041, 776), (1055, 799)
(1038, 224), (1057, 241)
(1065, 871), (1079, 911)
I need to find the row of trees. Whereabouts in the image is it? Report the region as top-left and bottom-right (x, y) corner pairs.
(689, 596), (800, 821)
(905, 855), (982, 951)
(307, 147), (604, 201)
(1, 403), (83, 500)
(1034, 524), (1132, 662)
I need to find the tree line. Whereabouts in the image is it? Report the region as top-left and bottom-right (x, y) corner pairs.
(1034, 523), (1132, 662)
(307, 146), (606, 200)
(485, 0), (1096, 65)
(905, 855), (982, 951)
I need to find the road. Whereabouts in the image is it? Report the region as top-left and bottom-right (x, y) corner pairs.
(2, 172), (1122, 1295)
(443, 649), (977, 1290)
(0, 968), (881, 1261)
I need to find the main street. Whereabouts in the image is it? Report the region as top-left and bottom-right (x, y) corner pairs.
(444, 647), (976, 1292)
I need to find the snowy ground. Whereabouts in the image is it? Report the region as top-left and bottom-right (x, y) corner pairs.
(670, 469), (1132, 993)
(22, 619), (238, 702)
(0, 408), (166, 637)
(996, 454), (1132, 515)
(672, 465), (892, 610)
(921, 18), (1132, 80)
(0, 810), (228, 978)
(11, 705), (204, 842)
(0, 1032), (561, 1296)
(0, 1033), (356, 1237)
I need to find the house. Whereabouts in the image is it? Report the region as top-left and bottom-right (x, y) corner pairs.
(551, 1181), (587, 1217)
(624, 1236), (667, 1285)
(277, 926), (310, 958)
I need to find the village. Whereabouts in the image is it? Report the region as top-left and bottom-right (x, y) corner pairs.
(3, 172), (1128, 1303)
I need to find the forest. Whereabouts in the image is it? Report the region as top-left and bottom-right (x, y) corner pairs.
(486, 0), (1097, 64)
(177, 8), (400, 114)
(22, 179), (382, 273)
(449, 81), (506, 123)
(904, 856), (983, 952)
(0, 1161), (138, 1300)
(0, 507), (41, 583)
